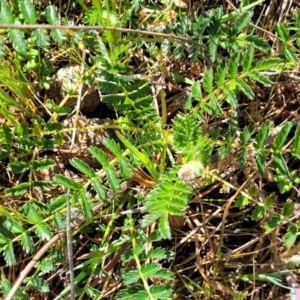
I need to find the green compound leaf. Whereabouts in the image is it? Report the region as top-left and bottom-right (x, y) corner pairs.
(119, 157), (132, 179)
(45, 5), (59, 24)
(251, 206), (265, 221)
(91, 177), (107, 201)
(283, 46), (297, 66)
(276, 23), (290, 41)
(4, 243), (16, 266)
(8, 29), (27, 55)
(245, 35), (270, 53)
(3, 218), (24, 234)
(172, 113), (201, 157)
(21, 233), (34, 254)
(70, 157), (96, 177)
(248, 70), (272, 86)
(122, 269), (140, 285)
(159, 214), (170, 239)
(222, 85), (237, 108)
(5, 182), (30, 196)
(79, 191), (93, 221)
(232, 11), (252, 35)
(235, 78), (254, 99)
(237, 147), (246, 170)
(52, 213), (65, 230)
(32, 29), (50, 48)
(8, 161), (30, 173)
(35, 223), (53, 241)
(255, 58), (283, 71)
(149, 285), (173, 299)
(140, 263), (160, 279)
(19, 0), (37, 24)
(0, 1), (15, 24)
(23, 203), (42, 223)
(292, 123), (300, 159)
(24, 276), (49, 293)
(242, 43), (254, 72)
(146, 247), (172, 260)
(55, 174), (83, 191)
(89, 146), (109, 167)
(282, 199), (294, 218)
(235, 195), (249, 209)
(141, 168), (192, 235)
(50, 29), (67, 45)
(254, 122), (270, 149)
(228, 52), (239, 79)
(203, 68), (213, 93)
(240, 124), (255, 146)
(104, 138), (123, 156)
(208, 35), (219, 62)
(264, 215), (281, 233)
(209, 93), (222, 115)
(219, 144), (232, 159)
(272, 152), (290, 179)
(106, 166), (121, 193)
(283, 225), (297, 248)
(191, 80), (202, 101)
(256, 149), (266, 175)
(272, 122), (292, 151)
(31, 159), (56, 171)
(216, 60), (226, 87)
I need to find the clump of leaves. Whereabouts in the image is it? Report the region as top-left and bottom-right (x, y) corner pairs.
(1, 1), (300, 299)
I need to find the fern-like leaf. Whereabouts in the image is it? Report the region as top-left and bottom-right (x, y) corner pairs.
(55, 174), (83, 191)
(255, 58), (283, 71)
(8, 29), (27, 55)
(35, 223), (53, 240)
(208, 35), (218, 62)
(256, 149), (266, 175)
(79, 191), (93, 221)
(232, 11), (252, 35)
(235, 78), (254, 99)
(32, 29), (50, 48)
(106, 166), (121, 193)
(203, 68), (213, 93)
(276, 23), (290, 41)
(283, 225), (297, 248)
(50, 29), (67, 45)
(191, 81), (202, 101)
(45, 5), (59, 24)
(209, 93), (222, 115)
(282, 46), (297, 66)
(172, 113), (201, 159)
(91, 177), (107, 201)
(245, 35), (270, 53)
(254, 122), (270, 149)
(4, 243), (16, 265)
(272, 122), (292, 151)
(0, 1), (15, 24)
(222, 85), (237, 108)
(70, 157), (96, 177)
(0, 39), (5, 58)
(216, 60), (226, 87)
(248, 70), (272, 86)
(272, 152), (291, 179)
(228, 52), (240, 79)
(292, 123), (300, 159)
(141, 168), (192, 239)
(19, 0), (37, 24)
(242, 43), (254, 72)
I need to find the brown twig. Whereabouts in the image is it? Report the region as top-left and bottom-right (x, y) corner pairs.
(0, 24), (215, 66)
